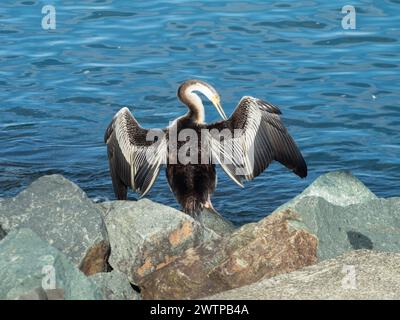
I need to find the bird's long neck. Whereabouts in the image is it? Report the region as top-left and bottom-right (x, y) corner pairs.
(179, 89), (205, 124)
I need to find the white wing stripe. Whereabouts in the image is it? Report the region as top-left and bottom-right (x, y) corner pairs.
(112, 107), (167, 196)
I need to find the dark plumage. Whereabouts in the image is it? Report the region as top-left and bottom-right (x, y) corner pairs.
(104, 79), (307, 215)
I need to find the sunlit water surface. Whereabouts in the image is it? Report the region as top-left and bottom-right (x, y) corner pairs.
(1, 1), (399, 225)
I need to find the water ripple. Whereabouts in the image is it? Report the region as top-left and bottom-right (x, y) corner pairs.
(0, 0), (399, 224)
(83, 11), (136, 20)
(254, 20), (327, 29)
(314, 36), (397, 46)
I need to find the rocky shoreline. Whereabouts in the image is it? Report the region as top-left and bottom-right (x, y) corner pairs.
(0, 171), (399, 300)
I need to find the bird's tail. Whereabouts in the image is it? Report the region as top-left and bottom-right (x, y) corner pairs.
(183, 196), (204, 217)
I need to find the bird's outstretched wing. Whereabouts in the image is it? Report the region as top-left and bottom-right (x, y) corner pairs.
(104, 107), (167, 199)
(205, 96), (307, 187)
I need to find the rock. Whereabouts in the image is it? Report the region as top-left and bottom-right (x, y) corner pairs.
(0, 175), (109, 275)
(0, 225), (6, 240)
(272, 172), (400, 261)
(16, 288), (49, 300)
(16, 288), (65, 300)
(197, 208), (236, 236)
(276, 171), (377, 211)
(101, 199), (220, 285)
(0, 228), (102, 300)
(205, 250), (400, 300)
(292, 196), (400, 260)
(90, 271), (140, 300)
(139, 209), (318, 299)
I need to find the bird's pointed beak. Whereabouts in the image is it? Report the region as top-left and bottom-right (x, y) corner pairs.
(212, 97), (228, 120)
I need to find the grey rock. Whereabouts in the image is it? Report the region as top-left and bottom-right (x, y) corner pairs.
(197, 208), (235, 236)
(0, 228), (102, 300)
(90, 271), (140, 300)
(276, 170), (377, 211)
(16, 288), (65, 300)
(206, 250), (400, 300)
(0, 175), (109, 274)
(0, 225), (6, 240)
(45, 288), (65, 300)
(15, 287), (49, 300)
(101, 199), (219, 284)
(291, 196), (400, 260)
(272, 171), (400, 261)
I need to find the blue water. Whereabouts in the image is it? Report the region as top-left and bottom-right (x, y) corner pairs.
(0, 1), (399, 225)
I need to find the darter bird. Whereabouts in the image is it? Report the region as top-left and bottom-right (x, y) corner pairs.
(104, 79), (307, 215)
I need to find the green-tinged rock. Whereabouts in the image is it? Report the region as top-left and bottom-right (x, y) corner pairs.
(16, 288), (65, 300)
(0, 175), (109, 275)
(272, 171), (400, 261)
(90, 271), (140, 300)
(0, 225), (5, 240)
(290, 196), (400, 260)
(276, 170), (378, 211)
(205, 250), (400, 300)
(100, 200), (219, 285)
(197, 208), (235, 236)
(0, 229), (102, 300)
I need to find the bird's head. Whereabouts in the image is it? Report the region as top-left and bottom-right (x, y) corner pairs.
(177, 79), (227, 120)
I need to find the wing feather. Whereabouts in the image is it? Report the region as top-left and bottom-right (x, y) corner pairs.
(104, 107), (167, 199)
(206, 96), (307, 185)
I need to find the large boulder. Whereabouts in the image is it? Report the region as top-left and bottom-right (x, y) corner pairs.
(276, 170), (377, 210)
(206, 250), (400, 300)
(139, 209), (318, 299)
(89, 271), (140, 300)
(197, 208), (236, 236)
(15, 287), (65, 300)
(0, 175), (109, 275)
(274, 171), (400, 261)
(0, 224), (5, 240)
(286, 196), (400, 260)
(100, 200), (220, 285)
(0, 228), (102, 300)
